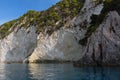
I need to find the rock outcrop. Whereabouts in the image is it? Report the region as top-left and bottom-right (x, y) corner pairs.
(29, 0), (103, 62)
(28, 0), (104, 62)
(75, 11), (120, 66)
(0, 26), (37, 62)
(29, 29), (82, 62)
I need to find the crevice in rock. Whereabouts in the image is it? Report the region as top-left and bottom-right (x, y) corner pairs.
(92, 46), (95, 62)
(111, 27), (115, 33)
(99, 43), (103, 64)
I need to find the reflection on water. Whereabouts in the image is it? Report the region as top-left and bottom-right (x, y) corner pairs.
(0, 63), (30, 80)
(0, 63), (120, 80)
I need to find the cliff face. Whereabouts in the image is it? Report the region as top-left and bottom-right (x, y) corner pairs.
(77, 11), (120, 66)
(0, 0), (120, 65)
(29, 29), (82, 62)
(73, 0), (120, 66)
(28, 0), (104, 62)
(0, 26), (37, 62)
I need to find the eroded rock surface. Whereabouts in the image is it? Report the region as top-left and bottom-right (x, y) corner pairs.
(29, 29), (83, 62)
(78, 11), (120, 66)
(0, 26), (37, 62)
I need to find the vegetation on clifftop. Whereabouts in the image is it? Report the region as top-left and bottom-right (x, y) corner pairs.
(0, 0), (85, 39)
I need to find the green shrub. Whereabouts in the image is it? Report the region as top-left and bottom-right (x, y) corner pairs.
(0, 0), (85, 38)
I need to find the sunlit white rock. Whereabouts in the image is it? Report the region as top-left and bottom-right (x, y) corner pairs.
(29, 29), (83, 62)
(0, 26), (37, 62)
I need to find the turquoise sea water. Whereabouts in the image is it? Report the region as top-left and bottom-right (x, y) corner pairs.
(0, 63), (120, 80)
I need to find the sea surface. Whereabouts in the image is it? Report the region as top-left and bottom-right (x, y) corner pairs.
(0, 63), (120, 80)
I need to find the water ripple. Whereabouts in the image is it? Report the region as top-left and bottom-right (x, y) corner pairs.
(0, 63), (120, 80)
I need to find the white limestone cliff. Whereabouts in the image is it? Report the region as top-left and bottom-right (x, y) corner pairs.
(28, 0), (104, 62)
(29, 29), (82, 62)
(0, 26), (37, 62)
